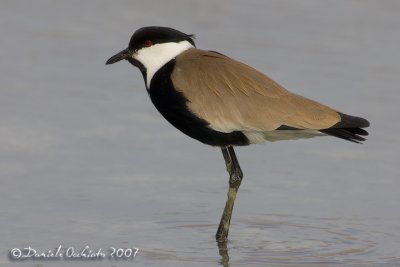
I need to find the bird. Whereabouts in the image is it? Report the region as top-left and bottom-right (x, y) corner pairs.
(106, 26), (370, 242)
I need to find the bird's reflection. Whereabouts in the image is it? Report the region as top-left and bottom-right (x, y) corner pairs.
(217, 241), (230, 267)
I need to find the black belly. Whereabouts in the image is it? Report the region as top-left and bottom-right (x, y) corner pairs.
(147, 60), (249, 147)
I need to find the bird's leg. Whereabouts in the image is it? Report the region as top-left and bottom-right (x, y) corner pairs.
(217, 239), (230, 267)
(216, 146), (243, 242)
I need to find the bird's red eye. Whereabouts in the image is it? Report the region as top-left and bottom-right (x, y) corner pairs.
(144, 40), (152, 47)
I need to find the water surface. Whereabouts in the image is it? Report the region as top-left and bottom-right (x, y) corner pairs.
(1, 1), (399, 266)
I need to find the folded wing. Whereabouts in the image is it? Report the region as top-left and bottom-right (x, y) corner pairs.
(172, 49), (342, 133)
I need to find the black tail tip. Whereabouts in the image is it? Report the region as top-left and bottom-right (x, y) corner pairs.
(320, 128), (369, 144)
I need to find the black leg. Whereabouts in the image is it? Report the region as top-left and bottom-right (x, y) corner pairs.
(216, 146), (243, 242)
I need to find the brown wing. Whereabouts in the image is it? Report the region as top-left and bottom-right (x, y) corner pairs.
(171, 49), (341, 132)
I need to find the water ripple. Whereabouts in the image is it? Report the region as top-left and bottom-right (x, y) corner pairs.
(139, 214), (398, 267)
(231, 214), (383, 266)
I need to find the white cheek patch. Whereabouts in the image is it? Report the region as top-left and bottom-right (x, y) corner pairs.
(133, 40), (193, 87)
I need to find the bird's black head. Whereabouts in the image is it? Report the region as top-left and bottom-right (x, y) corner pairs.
(106, 26), (195, 86)
(127, 26), (195, 52)
(106, 26), (194, 66)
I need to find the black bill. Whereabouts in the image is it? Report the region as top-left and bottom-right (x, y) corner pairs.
(106, 48), (131, 65)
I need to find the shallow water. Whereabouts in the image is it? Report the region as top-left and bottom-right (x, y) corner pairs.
(1, 0), (400, 266)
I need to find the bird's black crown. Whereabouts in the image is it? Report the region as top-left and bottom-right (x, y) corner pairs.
(128, 26), (195, 52)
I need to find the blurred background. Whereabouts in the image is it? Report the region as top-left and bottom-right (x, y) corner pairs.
(1, 1), (399, 266)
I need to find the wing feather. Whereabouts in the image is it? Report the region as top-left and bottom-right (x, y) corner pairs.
(171, 49), (341, 132)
